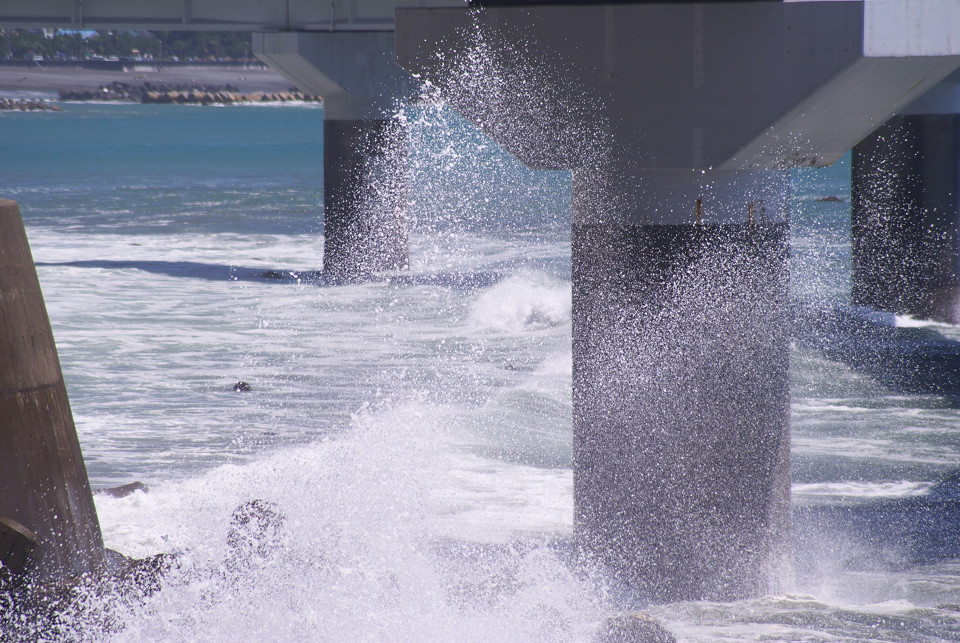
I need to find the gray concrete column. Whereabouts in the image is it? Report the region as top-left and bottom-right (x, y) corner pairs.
(253, 32), (413, 280)
(323, 117), (408, 280)
(852, 115), (960, 323)
(572, 171), (792, 602)
(392, 0), (960, 604)
(0, 199), (105, 581)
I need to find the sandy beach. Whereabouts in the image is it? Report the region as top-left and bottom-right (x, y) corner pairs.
(0, 64), (294, 96)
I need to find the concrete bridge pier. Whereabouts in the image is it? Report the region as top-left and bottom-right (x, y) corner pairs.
(852, 113), (960, 324)
(0, 199), (105, 582)
(322, 109), (408, 279)
(254, 32), (411, 279)
(396, 0), (960, 602)
(572, 169), (792, 601)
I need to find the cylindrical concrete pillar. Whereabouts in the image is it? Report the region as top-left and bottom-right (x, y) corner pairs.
(572, 171), (792, 602)
(323, 118), (408, 280)
(852, 115), (960, 323)
(0, 199), (105, 581)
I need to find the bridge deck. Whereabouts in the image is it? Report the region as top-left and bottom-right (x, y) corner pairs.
(0, 0), (462, 32)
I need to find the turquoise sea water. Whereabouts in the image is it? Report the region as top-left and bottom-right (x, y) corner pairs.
(4, 103), (324, 235)
(2, 101), (960, 641)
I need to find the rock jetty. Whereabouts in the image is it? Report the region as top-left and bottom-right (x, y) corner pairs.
(0, 98), (62, 111)
(60, 81), (321, 105)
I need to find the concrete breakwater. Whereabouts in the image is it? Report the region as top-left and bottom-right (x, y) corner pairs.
(59, 81), (321, 105)
(0, 98), (62, 111)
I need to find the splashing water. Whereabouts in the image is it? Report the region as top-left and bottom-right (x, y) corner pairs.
(5, 13), (960, 643)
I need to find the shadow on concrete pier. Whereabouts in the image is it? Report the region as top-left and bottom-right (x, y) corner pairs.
(793, 301), (960, 398)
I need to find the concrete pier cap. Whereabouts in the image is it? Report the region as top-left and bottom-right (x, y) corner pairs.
(396, 0), (960, 175)
(254, 31), (414, 120)
(395, 0), (960, 602)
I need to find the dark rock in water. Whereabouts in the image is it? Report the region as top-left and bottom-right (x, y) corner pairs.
(98, 547), (177, 597)
(117, 552), (176, 597)
(227, 500), (286, 567)
(504, 362), (518, 371)
(0, 97), (61, 111)
(97, 481), (149, 498)
(233, 381), (252, 392)
(0, 549), (177, 639)
(593, 614), (676, 643)
(0, 517), (39, 576)
(0, 542), (176, 640)
(104, 547), (132, 576)
(60, 81), (321, 106)
(259, 269), (322, 283)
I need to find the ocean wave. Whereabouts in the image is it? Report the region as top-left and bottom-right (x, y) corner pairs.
(468, 271), (571, 334)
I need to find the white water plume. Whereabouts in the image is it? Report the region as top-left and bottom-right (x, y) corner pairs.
(78, 403), (602, 642)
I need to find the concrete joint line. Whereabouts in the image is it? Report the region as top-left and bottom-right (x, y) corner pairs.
(0, 380), (62, 396)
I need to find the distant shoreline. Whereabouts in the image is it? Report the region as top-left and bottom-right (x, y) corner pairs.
(0, 63), (294, 95)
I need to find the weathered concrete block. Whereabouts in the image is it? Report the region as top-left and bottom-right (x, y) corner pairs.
(0, 517), (39, 576)
(0, 199), (105, 581)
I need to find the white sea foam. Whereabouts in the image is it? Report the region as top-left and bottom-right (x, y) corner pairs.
(468, 271), (571, 334)
(894, 313), (956, 329)
(793, 480), (932, 499)
(93, 404), (591, 641)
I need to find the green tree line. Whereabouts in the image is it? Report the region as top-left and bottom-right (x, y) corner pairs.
(0, 29), (253, 62)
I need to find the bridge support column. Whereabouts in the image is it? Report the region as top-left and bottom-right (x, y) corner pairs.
(572, 170), (792, 602)
(323, 116), (408, 279)
(852, 115), (960, 323)
(395, 0), (960, 603)
(0, 199), (105, 582)
(254, 32), (411, 279)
